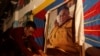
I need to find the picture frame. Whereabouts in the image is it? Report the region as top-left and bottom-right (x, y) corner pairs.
(44, 0), (78, 55)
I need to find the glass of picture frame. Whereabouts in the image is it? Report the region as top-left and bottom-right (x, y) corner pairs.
(44, 0), (83, 56)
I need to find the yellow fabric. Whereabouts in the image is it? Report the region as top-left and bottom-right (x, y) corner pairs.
(48, 19), (78, 52)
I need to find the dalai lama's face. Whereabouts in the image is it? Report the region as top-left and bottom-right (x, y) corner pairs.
(24, 27), (34, 37)
(57, 9), (69, 26)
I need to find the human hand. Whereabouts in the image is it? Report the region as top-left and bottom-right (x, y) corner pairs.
(40, 53), (47, 56)
(33, 54), (47, 56)
(33, 54), (40, 56)
(38, 50), (47, 56)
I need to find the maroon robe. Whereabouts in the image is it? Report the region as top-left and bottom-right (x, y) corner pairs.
(10, 27), (41, 56)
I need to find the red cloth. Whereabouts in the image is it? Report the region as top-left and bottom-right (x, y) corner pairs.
(10, 27), (41, 56)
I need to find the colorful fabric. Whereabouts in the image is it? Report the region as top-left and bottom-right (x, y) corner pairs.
(84, 0), (100, 47)
(33, 0), (65, 48)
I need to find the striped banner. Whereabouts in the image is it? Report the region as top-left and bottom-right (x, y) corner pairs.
(84, 0), (100, 47)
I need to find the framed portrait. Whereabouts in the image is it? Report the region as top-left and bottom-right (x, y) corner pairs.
(17, 10), (33, 27)
(44, 0), (83, 56)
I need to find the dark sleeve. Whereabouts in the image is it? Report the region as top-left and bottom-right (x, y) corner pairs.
(10, 31), (34, 56)
(29, 36), (41, 51)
